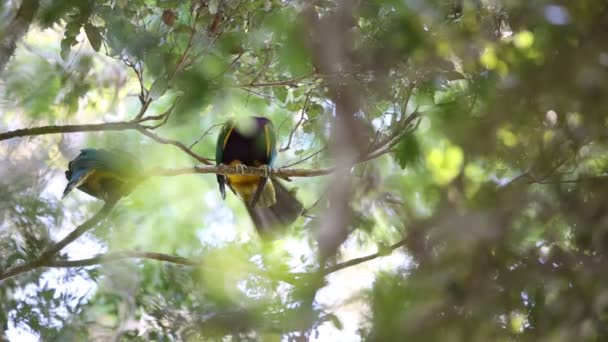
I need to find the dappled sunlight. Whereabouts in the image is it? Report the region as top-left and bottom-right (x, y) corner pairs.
(2, 0), (608, 340)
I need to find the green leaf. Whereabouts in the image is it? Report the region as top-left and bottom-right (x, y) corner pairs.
(65, 20), (81, 36)
(60, 36), (75, 60)
(149, 77), (169, 100)
(84, 23), (102, 52)
(394, 134), (420, 169)
(274, 86), (287, 103)
(327, 313), (343, 330)
(219, 31), (244, 54)
(307, 103), (324, 119)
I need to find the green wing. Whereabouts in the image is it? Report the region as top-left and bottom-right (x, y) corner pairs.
(64, 148), (141, 200)
(260, 120), (277, 166)
(78, 148), (141, 180)
(215, 120), (235, 200)
(265, 121), (277, 166)
(216, 120), (235, 165)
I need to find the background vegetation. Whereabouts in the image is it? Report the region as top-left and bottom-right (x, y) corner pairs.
(1, 0), (608, 340)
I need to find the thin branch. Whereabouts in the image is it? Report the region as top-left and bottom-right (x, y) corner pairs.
(532, 175), (608, 185)
(0, 122), (140, 141)
(134, 126), (213, 165)
(34, 235), (409, 282)
(151, 164), (335, 179)
(239, 71), (318, 88)
(134, 98), (152, 120)
(48, 251), (198, 267)
(0, 121), (213, 165)
(188, 123), (223, 149)
(280, 90), (311, 152)
(281, 146), (327, 168)
(0, 200), (117, 282)
(45, 250), (302, 284)
(138, 101), (177, 130)
(247, 40), (274, 86)
(323, 238), (408, 275)
(148, 127), (413, 180)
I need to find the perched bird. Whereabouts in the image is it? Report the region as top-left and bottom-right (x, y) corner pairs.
(63, 148), (142, 202)
(216, 116), (303, 236)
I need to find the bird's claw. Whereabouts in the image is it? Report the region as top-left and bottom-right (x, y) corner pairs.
(258, 165), (272, 177)
(235, 164), (247, 174)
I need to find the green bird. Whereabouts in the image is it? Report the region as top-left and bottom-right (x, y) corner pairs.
(63, 148), (142, 202)
(216, 116), (303, 236)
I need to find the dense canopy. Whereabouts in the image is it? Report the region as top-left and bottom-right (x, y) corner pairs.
(2, 0), (608, 340)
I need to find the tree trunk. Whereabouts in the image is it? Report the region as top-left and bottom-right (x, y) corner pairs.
(0, 0), (39, 74)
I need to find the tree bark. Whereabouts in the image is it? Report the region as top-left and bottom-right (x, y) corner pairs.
(0, 0), (39, 74)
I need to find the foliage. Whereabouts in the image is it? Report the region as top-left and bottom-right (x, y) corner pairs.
(2, 0), (608, 340)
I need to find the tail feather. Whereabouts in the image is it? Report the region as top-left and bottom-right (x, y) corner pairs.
(62, 169), (95, 199)
(247, 177), (303, 237)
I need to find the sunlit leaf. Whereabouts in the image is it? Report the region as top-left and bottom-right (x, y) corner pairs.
(394, 134), (420, 169)
(149, 76), (169, 100)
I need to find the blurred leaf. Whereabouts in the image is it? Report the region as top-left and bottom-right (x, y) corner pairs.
(307, 103), (324, 119)
(425, 143), (464, 185)
(84, 23), (102, 51)
(60, 36), (75, 60)
(274, 86), (287, 103)
(150, 77), (169, 100)
(327, 313), (344, 330)
(394, 134), (420, 169)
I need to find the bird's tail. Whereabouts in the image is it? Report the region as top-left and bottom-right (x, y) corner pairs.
(247, 177), (303, 238)
(62, 169), (95, 199)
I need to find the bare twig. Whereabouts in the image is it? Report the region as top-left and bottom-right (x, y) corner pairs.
(151, 164), (335, 178)
(149, 139), (398, 179)
(281, 147), (327, 168)
(48, 251), (198, 267)
(323, 237), (409, 275)
(240, 71), (318, 88)
(188, 123), (223, 149)
(11, 234), (411, 284)
(134, 98), (152, 120)
(138, 101), (177, 130)
(247, 40), (274, 86)
(280, 90), (312, 152)
(0, 121), (213, 165)
(134, 126), (213, 165)
(0, 122), (141, 141)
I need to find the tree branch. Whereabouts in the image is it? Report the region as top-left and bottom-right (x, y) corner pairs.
(323, 237), (408, 275)
(133, 125), (213, 165)
(239, 71), (318, 88)
(0, 121), (213, 165)
(48, 251), (198, 267)
(280, 90), (311, 152)
(152, 164), (335, 179)
(33, 236), (410, 283)
(0, 122), (140, 141)
(0, 0), (39, 74)
(0, 199), (117, 282)
(148, 132), (405, 180)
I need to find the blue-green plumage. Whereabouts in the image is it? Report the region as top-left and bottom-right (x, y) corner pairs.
(216, 116), (302, 236)
(63, 148), (142, 202)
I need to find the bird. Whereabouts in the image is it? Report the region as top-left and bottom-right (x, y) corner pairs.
(62, 148), (142, 202)
(216, 116), (303, 236)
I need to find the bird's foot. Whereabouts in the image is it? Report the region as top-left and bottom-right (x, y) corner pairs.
(234, 164), (247, 174)
(258, 164), (272, 177)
